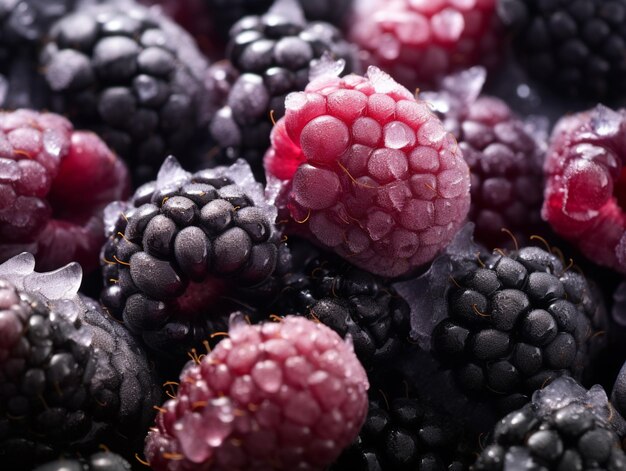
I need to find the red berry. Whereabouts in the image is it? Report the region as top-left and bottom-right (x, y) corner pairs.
(265, 67), (470, 277)
(0, 109), (129, 273)
(348, 0), (501, 88)
(144, 316), (369, 471)
(542, 105), (626, 273)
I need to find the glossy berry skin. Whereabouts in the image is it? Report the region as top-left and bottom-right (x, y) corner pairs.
(40, 2), (210, 184)
(474, 377), (626, 470)
(348, 0), (500, 89)
(265, 67), (471, 278)
(101, 158), (287, 359)
(431, 246), (607, 413)
(272, 250), (411, 369)
(498, 0), (626, 99)
(32, 451), (131, 471)
(208, 9), (357, 176)
(144, 316), (369, 471)
(0, 109), (129, 273)
(542, 105), (626, 274)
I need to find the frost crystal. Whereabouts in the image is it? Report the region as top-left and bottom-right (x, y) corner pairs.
(156, 155), (192, 191)
(367, 66), (414, 100)
(309, 52), (346, 82)
(103, 200), (132, 237)
(421, 66), (486, 116)
(590, 104), (623, 137)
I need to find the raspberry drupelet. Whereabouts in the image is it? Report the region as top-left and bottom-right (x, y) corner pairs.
(144, 315), (369, 471)
(264, 65), (471, 278)
(0, 109), (130, 273)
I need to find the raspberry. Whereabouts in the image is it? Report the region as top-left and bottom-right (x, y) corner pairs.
(271, 245), (411, 370)
(0, 253), (160, 470)
(208, 2), (357, 177)
(100, 157), (289, 359)
(143, 316), (369, 471)
(542, 105), (626, 273)
(498, 0), (626, 99)
(40, 2), (211, 184)
(0, 109), (129, 273)
(423, 67), (547, 248)
(421, 242), (607, 414)
(264, 65), (471, 277)
(474, 377), (626, 470)
(33, 451), (131, 471)
(348, 0), (501, 89)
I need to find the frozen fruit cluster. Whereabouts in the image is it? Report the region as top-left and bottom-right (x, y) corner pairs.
(265, 65), (471, 277)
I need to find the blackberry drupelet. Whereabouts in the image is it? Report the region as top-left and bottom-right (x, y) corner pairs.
(430, 245), (607, 413)
(424, 68), (546, 249)
(0, 253), (160, 470)
(208, 1), (357, 176)
(205, 0), (354, 40)
(474, 377), (626, 470)
(33, 451), (131, 471)
(272, 247), (411, 370)
(100, 157), (289, 359)
(331, 378), (472, 471)
(40, 2), (211, 184)
(498, 0), (626, 99)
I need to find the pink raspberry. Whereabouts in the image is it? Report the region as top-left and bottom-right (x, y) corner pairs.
(264, 66), (471, 277)
(543, 105), (626, 273)
(0, 109), (130, 272)
(348, 0), (501, 89)
(144, 316), (369, 471)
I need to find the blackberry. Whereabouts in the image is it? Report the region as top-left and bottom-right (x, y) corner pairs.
(205, 0), (354, 40)
(498, 0), (626, 99)
(0, 253), (160, 470)
(208, 1), (357, 176)
(331, 378), (472, 471)
(423, 67), (547, 249)
(100, 157), (289, 360)
(474, 377), (626, 470)
(40, 2), (211, 184)
(272, 245), (411, 370)
(427, 244), (607, 413)
(33, 451), (131, 471)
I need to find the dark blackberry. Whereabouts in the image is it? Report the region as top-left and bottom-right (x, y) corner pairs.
(331, 378), (472, 471)
(0, 0), (76, 109)
(33, 451), (131, 471)
(271, 244), (411, 370)
(205, 0), (353, 40)
(40, 2), (211, 184)
(100, 157), (289, 360)
(474, 377), (626, 470)
(0, 253), (160, 470)
(208, 1), (358, 177)
(427, 244), (607, 413)
(498, 0), (626, 99)
(424, 68), (547, 249)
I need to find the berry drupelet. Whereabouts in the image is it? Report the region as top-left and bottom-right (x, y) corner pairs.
(423, 67), (547, 249)
(33, 451), (131, 471)
(265, 65), (471, 277)
(498, 0), (626, 99)
(0, 109), (129, 273)
(543, 105), (626, 274)
(208, 0), (357, 176)
(429, 244), (607, 414)
(0, 253), (160, 470)
(40, 2), (211, 184)
(272, 247), (411, 370)
(100, 157), (289, 360)
(474, 377), (626, 470)
(348, 0), (501, 89)
(144, 316), (369, 471)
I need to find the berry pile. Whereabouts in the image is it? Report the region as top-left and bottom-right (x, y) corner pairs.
(3, 0), (626, 469)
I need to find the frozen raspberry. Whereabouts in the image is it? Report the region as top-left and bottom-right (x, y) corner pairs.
(0, 109), (130, 273)
(423, 68), (547, 248)
(144, 316), (369, 471)
(542, 105), (626, 273)
(264, 65), (471, 277)
(348, 0), (501, 89)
